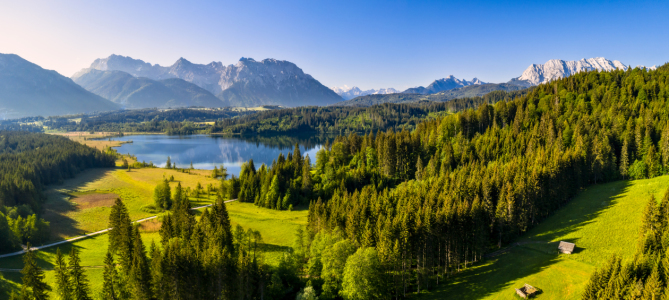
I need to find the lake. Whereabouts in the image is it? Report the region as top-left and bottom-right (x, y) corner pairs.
(111, 134), (325, 176)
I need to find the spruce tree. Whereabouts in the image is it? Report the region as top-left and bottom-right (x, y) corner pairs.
(101, 251), (123, 300)
(54, 248), (72, 300)
(620, 138), (630, 179)
(129, 226), (152, 300)
(69, 248), (92, 300)
(21, 243), (50, 300)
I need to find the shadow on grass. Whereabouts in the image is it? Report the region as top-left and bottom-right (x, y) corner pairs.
(526, 180), (633, 244)
(40, 168), (116, 243)
(261, 243), (292, 253)
(418, 180), (634, 300)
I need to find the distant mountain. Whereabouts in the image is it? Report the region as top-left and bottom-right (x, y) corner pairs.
(76, 55), (342, 107)
(72, 69), (224, 109)
(0, 53), (118, 119)
(332, 86), (400, 100)
(338, 83), (527, 107)
(403, 76), (486, 94)
(509, 57), (657, 86)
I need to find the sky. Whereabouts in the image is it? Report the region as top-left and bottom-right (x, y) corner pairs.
(1, 0), (668, 90)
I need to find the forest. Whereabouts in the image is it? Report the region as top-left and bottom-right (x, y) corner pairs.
(0, 131), (116, 252)
(223, 64), (669, 298)
(36, 90), (525, 136)
(9, 64), (669, 300)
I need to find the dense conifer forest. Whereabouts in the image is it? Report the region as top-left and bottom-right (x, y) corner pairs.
(224, 64), (669, 298)
(0, 131), (115, 252)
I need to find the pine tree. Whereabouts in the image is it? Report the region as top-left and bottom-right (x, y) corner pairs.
(69, 248), (92, 300)
(415, 156), (424, 181)
(54, 248), (72, 300)
(620, 138), (630, 179)
(101, 251), (126, 300)
(21, 243), (50, 300)
(165, 156), (171, 169)
(109, 198), (134, 273)
(128, 226), (152, 299)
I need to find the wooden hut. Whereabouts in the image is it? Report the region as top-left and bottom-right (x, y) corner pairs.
(515, 283), (538, 298)
(558, 241), (575, 254)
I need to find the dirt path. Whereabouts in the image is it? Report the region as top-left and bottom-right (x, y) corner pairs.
(0, 199), (237, 259)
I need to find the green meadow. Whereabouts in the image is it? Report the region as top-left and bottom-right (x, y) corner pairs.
(419, 175), (669, 300)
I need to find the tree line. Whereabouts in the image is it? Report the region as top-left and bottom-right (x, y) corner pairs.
(0, 131), (116, 253)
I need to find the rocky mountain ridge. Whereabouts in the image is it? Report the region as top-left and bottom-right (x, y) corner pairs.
(403, 75), (486, 94)
(511, 57), (657, 86)
(74, 55), (342, 107)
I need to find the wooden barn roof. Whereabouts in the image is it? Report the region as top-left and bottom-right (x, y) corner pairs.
(558, 241), (575, 252)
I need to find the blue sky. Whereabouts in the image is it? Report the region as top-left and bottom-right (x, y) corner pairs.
(1, 0), (668, 90)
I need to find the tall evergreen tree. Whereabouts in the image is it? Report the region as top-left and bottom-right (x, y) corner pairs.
(21, 243), (50, 300)
(128, 227), (152, 300)
(54, 248), (72, 300)
(69, 248), (92, 300)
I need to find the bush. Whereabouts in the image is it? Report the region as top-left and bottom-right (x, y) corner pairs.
(140, 204), (161, 214)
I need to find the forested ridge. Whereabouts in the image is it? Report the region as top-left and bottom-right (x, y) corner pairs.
(37, 90), (524, 136)
(225, 64), (669, 298)
(210, 90), (526, 135)
(0, 131), (116, 252)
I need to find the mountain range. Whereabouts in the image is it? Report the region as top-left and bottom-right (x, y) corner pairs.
(73, 55), (343, 108)
(72, 69), (223, 109)
(510, 57), (640, 86)
(0, 53), (118, 119)
(331, 86), (400, 100)
(337, 57), (653, 106)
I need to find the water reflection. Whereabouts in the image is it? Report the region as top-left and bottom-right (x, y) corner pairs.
(111, 134), (328, 176)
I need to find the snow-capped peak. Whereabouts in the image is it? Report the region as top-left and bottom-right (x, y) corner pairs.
(332, 85), (400, 100)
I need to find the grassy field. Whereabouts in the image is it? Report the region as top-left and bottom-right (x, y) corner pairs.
(226, 201), (308, 264)
(419, 175), (669, 300)
(41, 166), (221, 241)
(0, 131), (308, 299)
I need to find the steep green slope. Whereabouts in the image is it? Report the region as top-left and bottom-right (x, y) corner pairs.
(421, 176), (669, 300)
(0, 53), (119, 119)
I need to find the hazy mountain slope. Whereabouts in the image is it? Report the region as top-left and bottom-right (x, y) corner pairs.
(0, 53), (118, 119)
(338, 83), (525, 106)
(77, 55), (342, 107)
(403, 76), (486, 94)
(72, 69), (223, 108)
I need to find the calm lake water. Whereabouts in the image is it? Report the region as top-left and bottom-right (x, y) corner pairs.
(111, 134), (325, 176)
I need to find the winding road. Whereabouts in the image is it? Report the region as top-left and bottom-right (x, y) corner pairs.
(0, 199), (237, 260)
